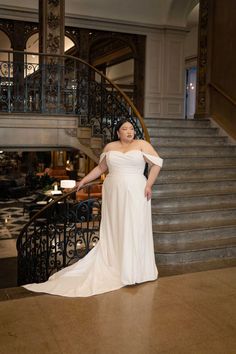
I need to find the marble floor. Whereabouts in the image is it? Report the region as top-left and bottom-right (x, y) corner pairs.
(0, 197), (236, 353)
(0, 267), (235, 354)
(0, 195), (36, 241)
(0, 195), (36, 288)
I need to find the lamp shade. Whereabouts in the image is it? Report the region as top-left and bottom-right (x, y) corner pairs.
(60, 180), (76, 189)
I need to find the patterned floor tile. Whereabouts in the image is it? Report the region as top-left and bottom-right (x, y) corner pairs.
(0, 195), (37, 240)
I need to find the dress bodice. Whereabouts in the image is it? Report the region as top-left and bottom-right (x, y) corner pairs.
(100, 150), (163, 175)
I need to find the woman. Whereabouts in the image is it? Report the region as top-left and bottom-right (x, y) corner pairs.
(23, 119), (163, 297)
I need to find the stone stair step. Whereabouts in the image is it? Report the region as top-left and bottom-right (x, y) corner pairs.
(156, 237), (236, 254)
(153, 225), (236, 244)
(157, 258), (236, 276)
(155, 242), (236, 265)
(157, 168), (236, 183)
(151, 136), (229, 146)
(152, 193), (236, 212)
(153, 180), (236, 197)
(160, 156), (236, 169)
(144, 116), (236, 273)
(144, 118), (211, 128)
(158, 145), (236, 158)
(152, 208), (236, 231)
(148, 127), (218, 137)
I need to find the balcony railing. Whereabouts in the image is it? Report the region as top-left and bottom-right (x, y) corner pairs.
(0, 49), (150, 143)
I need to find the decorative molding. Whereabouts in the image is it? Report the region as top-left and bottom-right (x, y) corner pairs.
(145, 36), (163, 95)
(0, 5), (189, 35)
(47, 33), (60, 53)
(65, 27), (80, 48)
(65, 128), (77, 137)
(145, 30), (185, 119)
(24, 23), (39, 44)
(195, 0), (209, 115)
(48, 12), (60, 29)
(166, 102), (182, 115)
(166, 39), (184, 95)
(148, 102), (161, 115)
(145, 98), (184, 118)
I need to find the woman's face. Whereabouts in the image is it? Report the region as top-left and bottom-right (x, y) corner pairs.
(117, 122), (135, 142)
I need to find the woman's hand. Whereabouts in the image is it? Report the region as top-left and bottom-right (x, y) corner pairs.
(144, 184), (152, 201)
(76, 180), (85, 191)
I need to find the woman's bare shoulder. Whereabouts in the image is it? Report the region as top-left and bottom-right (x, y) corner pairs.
(138, 139), (152, 149)
(103, 141), (119, 152)
(139, 140), (159, 156)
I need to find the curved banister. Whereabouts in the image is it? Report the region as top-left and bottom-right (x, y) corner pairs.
(17, 181), (103, 285)
(0, 49), (150, 142)
(16, 181), (99, 250)
(209, 82), (236, 107)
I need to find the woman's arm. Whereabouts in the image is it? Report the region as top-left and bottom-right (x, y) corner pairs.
(77, 155), (108, 190)
(140, 140), (162, 200)
(145, 165), (161, 200)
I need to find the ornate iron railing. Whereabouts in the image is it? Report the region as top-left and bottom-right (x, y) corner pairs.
(0, 49), (150, 143)
(16, 183), (102, 285)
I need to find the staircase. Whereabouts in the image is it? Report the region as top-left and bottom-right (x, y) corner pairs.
(146, 117), (236, 276)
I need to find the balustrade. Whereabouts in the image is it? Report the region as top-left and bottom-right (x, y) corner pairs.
(17, 184), (101, 285)
(0, 49), (149, 143)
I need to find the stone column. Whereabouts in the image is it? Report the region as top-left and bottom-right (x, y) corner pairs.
(195, 0), (214, 118)
(39, 0), (65, 55)
(77, 29), (90, 125)
(39, 0), (65, 113)
(12, 22), (25, 112)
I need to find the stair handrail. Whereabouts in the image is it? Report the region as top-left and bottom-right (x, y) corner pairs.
(0, 49), (150, 142)
(209, 82), (236, 107)
(17, 181), (103, 284)
(16, 181), (99, 250)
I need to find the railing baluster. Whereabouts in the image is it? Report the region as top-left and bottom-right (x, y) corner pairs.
(0, 49), (148, 142)
(16, 185), (102, 285)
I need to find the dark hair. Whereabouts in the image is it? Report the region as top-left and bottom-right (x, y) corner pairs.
(113, 118), (135, 141)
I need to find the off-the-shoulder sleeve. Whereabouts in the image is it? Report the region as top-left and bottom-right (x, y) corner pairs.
(99, 152), (107, 163)
(142, 152), (163, 167)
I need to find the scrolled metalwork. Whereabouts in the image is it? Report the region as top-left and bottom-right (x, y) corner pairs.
(17, 186), (102, 285)
(0, 49), (149, 142)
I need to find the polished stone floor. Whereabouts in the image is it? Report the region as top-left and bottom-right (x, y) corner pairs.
(0, 267), (235, 354)
(0, 197), (236, 353)
(0, 197), (29, 288)
(0, 195), (36, 240)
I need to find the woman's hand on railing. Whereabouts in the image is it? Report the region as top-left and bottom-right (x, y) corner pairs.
(76, 180), (85, 191)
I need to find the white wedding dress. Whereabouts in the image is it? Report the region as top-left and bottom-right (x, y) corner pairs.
(23, 150), (163, 297)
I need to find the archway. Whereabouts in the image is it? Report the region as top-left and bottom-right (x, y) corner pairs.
(0, 30), (12, 62)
